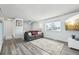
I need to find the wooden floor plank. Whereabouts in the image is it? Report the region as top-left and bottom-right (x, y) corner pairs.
(1, 38), (79, 55)
(17, 43), (32, 55)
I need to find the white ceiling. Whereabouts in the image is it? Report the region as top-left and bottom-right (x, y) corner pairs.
(0, 4), (79, 21)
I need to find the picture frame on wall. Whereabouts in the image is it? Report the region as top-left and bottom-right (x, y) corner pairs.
(45, 21), (61, 31)
(16, 20), (23, 26)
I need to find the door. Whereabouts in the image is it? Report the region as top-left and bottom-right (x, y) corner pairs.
(4, 20), (13, 40)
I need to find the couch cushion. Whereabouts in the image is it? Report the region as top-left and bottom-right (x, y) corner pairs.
(32, 31), (38, 35)
(38, 32), (42, 35)
(28, 32), (32, 36)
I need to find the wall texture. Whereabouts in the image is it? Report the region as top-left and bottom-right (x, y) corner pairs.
(32, 22), (41, 30)
(23, 21), (32, 32)
(33, 12), (79, 42)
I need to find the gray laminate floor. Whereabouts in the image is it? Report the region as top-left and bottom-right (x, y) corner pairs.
(1, 38), (79, 55)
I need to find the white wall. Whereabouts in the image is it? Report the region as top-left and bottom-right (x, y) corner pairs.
(33, 12), (79, 42)
(23, 21), (32, 32)
(32, 22), (40, 30)
(32, 22), (43, 31)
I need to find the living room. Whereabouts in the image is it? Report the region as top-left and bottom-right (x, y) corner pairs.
(0, 4), (79, 55)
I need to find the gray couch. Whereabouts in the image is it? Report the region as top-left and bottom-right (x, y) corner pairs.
(24, 31), (44, 41)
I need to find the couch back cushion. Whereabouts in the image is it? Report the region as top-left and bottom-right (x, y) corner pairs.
(32, 31), (38, 35)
